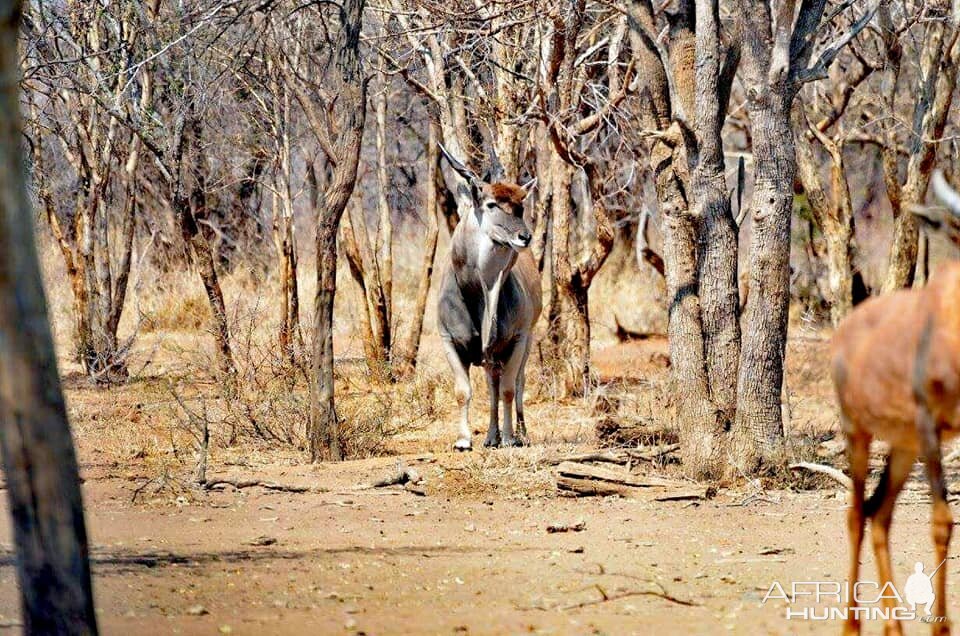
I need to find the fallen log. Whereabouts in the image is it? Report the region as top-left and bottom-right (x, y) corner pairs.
(557, 462), (678, 488)
(555, 462), (709, 500)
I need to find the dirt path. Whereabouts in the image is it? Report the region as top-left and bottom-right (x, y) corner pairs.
(0, 454), (951, 635)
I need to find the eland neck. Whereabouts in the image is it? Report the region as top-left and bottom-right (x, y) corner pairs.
(451, 212), (518, 292)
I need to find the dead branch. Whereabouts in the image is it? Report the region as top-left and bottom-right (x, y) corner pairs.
(788, 462), (853, 489)
(546, 450), (629, 466)
(560, 583), (698, 610)
(202, 478), (324, 494)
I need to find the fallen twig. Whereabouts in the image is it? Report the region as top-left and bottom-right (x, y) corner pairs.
(546, 444), (680, 466)
(561, 583), (698, 610)
(625, 443), (680, 461)
(545, 451), (628, 466)
(789, 462), (852, 490)
(202, 478), (323, 493)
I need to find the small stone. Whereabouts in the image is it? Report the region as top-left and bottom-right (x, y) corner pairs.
(246, 535), (277, 547)
(186, 604), (208, 616)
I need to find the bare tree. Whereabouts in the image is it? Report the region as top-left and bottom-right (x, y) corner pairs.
(341, 97), (442, 379)
(284, 0), (368, 461)
(393, 121), (442, 377)
(880, 0), (960, 291)
(23, 0), (155, 382)
(624, 0), (741, 475)
(340, 84), (395, 378)
(0, 1), (97, 631)
(537, 1), (634, 396)
(794, 47), (876, 325)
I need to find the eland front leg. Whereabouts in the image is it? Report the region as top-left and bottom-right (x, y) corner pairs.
(442, 339), (473, 451)
(483, 364), (502, 447)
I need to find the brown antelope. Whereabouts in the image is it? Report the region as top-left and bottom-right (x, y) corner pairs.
(436, 144), (541, 450)
(832, 170), (960, 636)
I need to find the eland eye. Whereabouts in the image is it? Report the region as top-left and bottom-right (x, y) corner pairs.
(484, 201), (498, 209)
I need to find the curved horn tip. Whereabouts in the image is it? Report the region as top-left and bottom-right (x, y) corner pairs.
(932, 169), (960, 215)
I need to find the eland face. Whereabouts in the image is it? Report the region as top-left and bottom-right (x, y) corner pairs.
(476, 183), (533, 249)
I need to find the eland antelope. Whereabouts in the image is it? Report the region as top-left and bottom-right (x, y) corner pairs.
(832, 171), (960, 636)
(437, 144), (541, 450)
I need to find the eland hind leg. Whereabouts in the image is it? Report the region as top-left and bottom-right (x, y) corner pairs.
(865, 446), (914, 636)
(514, 339), (532, 442)
(499, 336), (529, 447)
(441, 339), (473, 451)
(918, 404), (952, 635)
(844, 429), (870, 636)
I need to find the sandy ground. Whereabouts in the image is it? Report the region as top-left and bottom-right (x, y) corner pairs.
(0, 459), (954, 635)
(0, 338), (955, 635)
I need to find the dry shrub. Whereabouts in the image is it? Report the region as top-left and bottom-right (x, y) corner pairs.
(141, 292), (211, 333)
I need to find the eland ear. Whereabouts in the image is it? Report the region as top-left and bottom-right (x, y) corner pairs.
(521, 177), (538, 201)
(438, 142), (484, 192)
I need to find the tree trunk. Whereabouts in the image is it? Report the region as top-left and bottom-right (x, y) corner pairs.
(735, 98), (795, 459)
(546, 156), (591, 395)
(273, 82), (302, 362)
(311, 217), (342, 461)
(794, 117), (855, 326)
(374, 88), (394, 335)
(308, 0), (367, 462)
(0, 0), (98, 626)
(178, 154), (236, 378)
(652, 138), (722, 478)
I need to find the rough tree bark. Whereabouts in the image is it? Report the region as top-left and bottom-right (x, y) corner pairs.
(733, 0), (879, 460)
(625, 0), (741, 476)
(733, 0), (802, 457)
(628, 0), (876, 473)
(0, 1), (98, 630)
(301, 0), (368, 461)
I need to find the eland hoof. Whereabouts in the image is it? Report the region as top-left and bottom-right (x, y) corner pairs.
(483, 433), (501, 448)
(500, 436), (526, 448)
(454, 439), (473, 452)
